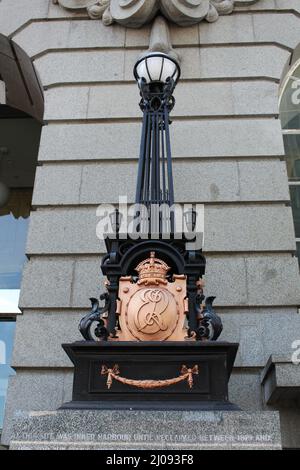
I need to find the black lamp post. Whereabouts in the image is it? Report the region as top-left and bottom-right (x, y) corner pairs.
(64, 46), (235, 415)
(133, 52), (181, 233)
(79, 50), (209, 340)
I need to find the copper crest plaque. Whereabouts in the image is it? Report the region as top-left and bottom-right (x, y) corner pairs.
(116, 252), (189, 341)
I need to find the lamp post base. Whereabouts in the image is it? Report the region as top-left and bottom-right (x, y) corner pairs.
(60, 400), (239, 411)
(61, 341), (239, 410)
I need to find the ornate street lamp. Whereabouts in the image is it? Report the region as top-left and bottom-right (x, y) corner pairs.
(65, 47), (238, 413)
(79, 49), (223, 342)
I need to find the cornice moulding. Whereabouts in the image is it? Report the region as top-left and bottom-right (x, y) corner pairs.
(53, 0), (261, 28)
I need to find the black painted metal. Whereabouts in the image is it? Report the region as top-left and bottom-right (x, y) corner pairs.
(61, 341), (239, 410)
(135, 81), (175, 204)
(79, 296), (110, 341)
(134, 75), (177, 233)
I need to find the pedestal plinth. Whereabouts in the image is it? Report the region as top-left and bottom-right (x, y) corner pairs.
(9, 342), (283, 450)
(61, 341), (239, 410)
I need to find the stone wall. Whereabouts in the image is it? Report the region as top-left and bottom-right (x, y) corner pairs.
(1, 0), (300, 448)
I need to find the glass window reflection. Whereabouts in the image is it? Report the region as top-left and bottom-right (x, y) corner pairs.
(290, 186), (300, 239)
(0, 290), (21, 314)
(0, 189), (31, 290)
(280, 61), (300, 272)
(297, 242), (300, 270)
(0, 189), (30, 429)
(283, 134), (300, 180)
(0, 321), (16, 429)
(280, 77), (300, 130)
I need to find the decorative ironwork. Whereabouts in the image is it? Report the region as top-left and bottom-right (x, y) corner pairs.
(101, 364), (199, 389)
(79, 294), (110, 340)
(195, 295), (223, 341)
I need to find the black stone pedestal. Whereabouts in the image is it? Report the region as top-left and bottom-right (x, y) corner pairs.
(61, 341), (239, 411)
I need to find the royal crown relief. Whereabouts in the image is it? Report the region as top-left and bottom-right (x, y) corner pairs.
(53, 1), (261, 27)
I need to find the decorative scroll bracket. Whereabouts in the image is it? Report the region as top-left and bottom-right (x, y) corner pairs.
(53, 1), (261, 28)
(101, 364), (199, 389)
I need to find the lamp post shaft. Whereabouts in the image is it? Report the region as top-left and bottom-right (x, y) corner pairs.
(135, 78), (176, 233)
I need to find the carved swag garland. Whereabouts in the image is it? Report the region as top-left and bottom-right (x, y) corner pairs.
(53, 0), (260, 27)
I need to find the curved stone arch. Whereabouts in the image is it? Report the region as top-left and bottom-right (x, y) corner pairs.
(279, 45), (300, 103)
(0, 33), (44, 122)
(279, 44), (300, 135)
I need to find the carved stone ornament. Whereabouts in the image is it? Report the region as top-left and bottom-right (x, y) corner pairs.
(53, 0), (261, 28)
